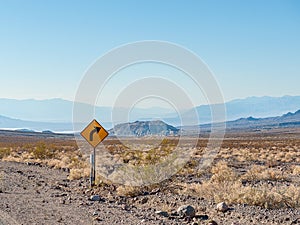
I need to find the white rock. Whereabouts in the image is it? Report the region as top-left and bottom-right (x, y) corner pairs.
(216, 202), (229, 212)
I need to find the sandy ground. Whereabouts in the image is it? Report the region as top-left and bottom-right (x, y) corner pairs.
(1, 161), (300, 225)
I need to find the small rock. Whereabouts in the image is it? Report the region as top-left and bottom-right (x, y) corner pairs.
(170, 211), (179, 216)
(16, 170), (23, 174)
(142, 191), (150, 196)
(93, 217), (102, 221)
(177, 205), (196, 218)
(155, 210), (169, 217)
(207, 220), (218, 225)
(140, 197), (148, 204)
(231, 222), (241, 225)
(150, 188), (160, 194)
(90, 195), (101, 201)
(195, 214), (209, 220)
(216, 202), (229, 212)
(92, 211), (98, 216)
(121, 204), (129, 210)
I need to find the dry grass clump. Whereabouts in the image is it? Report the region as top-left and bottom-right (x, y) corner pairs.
(210, 161), (237, 183)
(242, 165), (286, 182)
(116, 185), (144, 197)
(111, 138), (176, 166)
(1, 140), (90, 180)
(31, 142), (55, 159)
(0, 148), (11, 159)
(181, 161), (300, 209)
(292, 165), (300, 175)
(68, 167), (90, 180)
(241, 183), (300, 209)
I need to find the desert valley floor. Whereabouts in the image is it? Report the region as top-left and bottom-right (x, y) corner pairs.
(0, 128), (300, 225)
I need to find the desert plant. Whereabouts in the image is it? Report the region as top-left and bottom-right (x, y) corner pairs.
(211, 161), (237, 183)
(0, 148), (11, 159)
(31, 142), (54, 159)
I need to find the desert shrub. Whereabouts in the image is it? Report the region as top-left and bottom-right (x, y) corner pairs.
(68, 167), (89, 180)
(182, 180), (300, 209)
(292, 165), (300, 175)
(0, 148), (11, 159)
(31, 142), (54, 159)
(180, 161), (300, 209)
(116, 185), (143, 197)
(242, 165), (286, 182)
(211, 161), (237, 183)
(241, 184), (300, 209)
(161, 138), (170, 146)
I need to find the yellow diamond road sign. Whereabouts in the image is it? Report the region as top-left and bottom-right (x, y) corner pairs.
(81, 119), (109, 148)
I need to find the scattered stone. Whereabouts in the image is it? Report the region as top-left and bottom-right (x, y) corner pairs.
(16, 170), (23, 174)
(195, 214), (209, 220)
(90, 195), (101, 201)
(177, 205), (196, 218)
(140, 197), (148, 204)
(93, 217), (102, 221)
(62, 168), (70, 172)
(216, 202), (229, 212)
(155, 211), (169, 217)
(150, 188), (160, 194)
(121, 204), (130, 210)
(207, 220), (218, 225)
(93, 211), (98, 216)
(142, 191), (150, 196)
(170, 211), (179, 217)
(231, 222), (241, 225)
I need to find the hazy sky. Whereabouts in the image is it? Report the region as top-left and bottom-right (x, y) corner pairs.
(0, 0), (299, 107)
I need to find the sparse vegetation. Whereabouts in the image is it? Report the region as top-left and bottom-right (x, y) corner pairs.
(180, 160), (300, 209)
(31, 141), (54, 159)
(0, 132), (299, 210)
(0, 147), (10, 159)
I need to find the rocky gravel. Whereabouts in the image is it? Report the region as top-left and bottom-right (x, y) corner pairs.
(1, 161), (300, 225)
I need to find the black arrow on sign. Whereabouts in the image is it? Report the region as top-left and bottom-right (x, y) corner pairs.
(89, 126), (101, 141)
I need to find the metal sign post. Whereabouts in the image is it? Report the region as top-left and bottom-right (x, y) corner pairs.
(90, 151), (95, 187)
(81, 119), (109, 187)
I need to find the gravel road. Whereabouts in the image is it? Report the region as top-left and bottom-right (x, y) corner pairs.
(1, 161), (300, 225)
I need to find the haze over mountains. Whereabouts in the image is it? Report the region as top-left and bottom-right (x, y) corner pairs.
(0, 95), (300, 132)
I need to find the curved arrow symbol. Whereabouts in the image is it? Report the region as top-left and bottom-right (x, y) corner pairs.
(89, 126), (101, 141)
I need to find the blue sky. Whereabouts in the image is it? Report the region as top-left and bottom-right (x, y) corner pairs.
(0, 0), (299, 107)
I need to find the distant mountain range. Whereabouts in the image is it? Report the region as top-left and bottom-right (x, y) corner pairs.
(225, 109), (300, 131)
(0, 115), (74, 132)
(1, 109), (300, 135)
(0, 95), (300, 131)
(169, 95), (300, 125)
(181, 109), (300, 133)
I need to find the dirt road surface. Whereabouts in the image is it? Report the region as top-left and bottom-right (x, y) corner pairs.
(1, 161), (300, 225)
